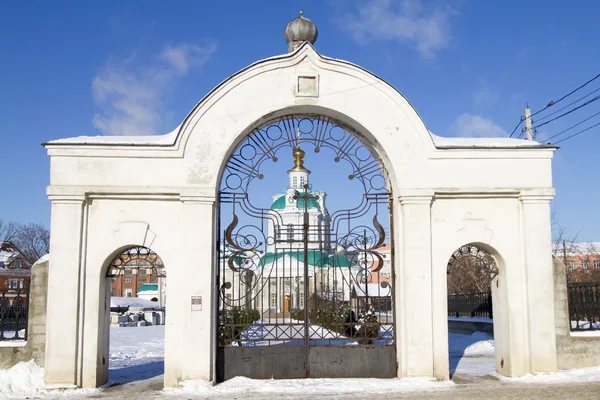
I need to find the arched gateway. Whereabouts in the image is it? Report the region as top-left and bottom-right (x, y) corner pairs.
(43, 13), (558, 389)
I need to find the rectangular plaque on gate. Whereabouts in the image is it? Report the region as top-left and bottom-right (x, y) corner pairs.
(191, 296), (202, 311)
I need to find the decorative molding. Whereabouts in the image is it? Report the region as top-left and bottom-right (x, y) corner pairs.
(519, 188), (555, 203)
(456, 217), (494, 247)
(295, 74), (319, 97)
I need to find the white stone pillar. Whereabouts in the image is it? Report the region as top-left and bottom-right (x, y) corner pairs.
(397, 190), (434, 377)
(174, 191), (217, 384)
(520, 189), (557, 373)
(44, 195), (85, 388)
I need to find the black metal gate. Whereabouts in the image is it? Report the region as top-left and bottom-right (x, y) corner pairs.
(217, 115), (395, 381)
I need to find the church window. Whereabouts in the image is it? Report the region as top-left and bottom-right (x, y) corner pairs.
(270, 293), (277, 308)
(287, 224), (294, 240)
(293, 176), (298, 187)
(300, 177), (305, 187)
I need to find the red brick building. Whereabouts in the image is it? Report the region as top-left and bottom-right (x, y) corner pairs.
(556, 242), (600, 282)
(0, 242), (32, 304)
(111, 266), (161, 297)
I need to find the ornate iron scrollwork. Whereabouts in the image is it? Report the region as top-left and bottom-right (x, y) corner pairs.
(106, 246), (165, 278)
(447, 244), (499, 279)
(218, 114), (394, 351)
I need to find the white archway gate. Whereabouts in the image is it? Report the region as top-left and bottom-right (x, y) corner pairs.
(43, 42), (558, 389)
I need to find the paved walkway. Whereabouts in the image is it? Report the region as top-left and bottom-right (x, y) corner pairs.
(48, 373), (600, 400)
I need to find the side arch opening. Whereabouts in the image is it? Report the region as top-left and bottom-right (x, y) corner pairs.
(98, 246), (167, 387)
(445, 243), (507, 379)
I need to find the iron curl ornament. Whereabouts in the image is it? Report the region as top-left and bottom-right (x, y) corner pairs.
(106, 246), (166, 278)
(221, 115), (390, 195)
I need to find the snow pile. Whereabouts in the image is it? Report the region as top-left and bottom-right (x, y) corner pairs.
(111, 296), (161, 309)
(448, 331), (494, 356)
(0, 360), (44, 397)
(493, 365), (600, 383)
(168, 376), (454, 397)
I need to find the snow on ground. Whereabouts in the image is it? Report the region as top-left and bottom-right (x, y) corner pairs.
(493, 365), (600, 383)
(448, 316), (493, 324)
(167, 376), (454, 397)
(108, 325), (165, 385)
(3, 320), (600, 398)
(571, 320), (600, 330)
(448, 331), (495, 377)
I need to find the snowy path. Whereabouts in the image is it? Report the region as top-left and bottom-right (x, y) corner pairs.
(10, 324), (600, 398)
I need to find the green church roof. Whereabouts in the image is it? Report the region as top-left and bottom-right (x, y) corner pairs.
(270, 193), (319, 210)
(138, 283), (158, 293)
(258, 251), (356, 268)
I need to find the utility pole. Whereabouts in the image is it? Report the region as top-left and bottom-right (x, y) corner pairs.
(563, 239), (568, 264)
(524, 106), (533, 141)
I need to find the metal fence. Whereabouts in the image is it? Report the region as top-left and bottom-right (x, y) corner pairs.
(568, 282), (600, 331)
(0, 287), (29, 341)
(447, 291), (493, 319)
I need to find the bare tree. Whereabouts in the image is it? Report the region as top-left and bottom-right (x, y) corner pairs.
(0, 218), (20, 242)
(13, 223), (50, 264)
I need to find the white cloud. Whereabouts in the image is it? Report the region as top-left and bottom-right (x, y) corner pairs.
(452, 113), (508, 138)
(92, 41), (217, 136)
(335, 0), (454, 59)
(472, 78), (498, 109)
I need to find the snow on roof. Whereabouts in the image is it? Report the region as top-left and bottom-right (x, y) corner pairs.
(44, 124), (182, 146)
(555, 242), (600, 256)
(33, 254), (49, 266)
(430, 132), (549, 148)
(0, 242), (22, 264)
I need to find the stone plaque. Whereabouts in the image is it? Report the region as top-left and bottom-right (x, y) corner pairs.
(191, 296), (202, 311)
(297, 75), (319, 97)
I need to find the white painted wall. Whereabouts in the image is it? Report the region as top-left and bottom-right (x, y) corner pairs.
(44, 44), (557, 388)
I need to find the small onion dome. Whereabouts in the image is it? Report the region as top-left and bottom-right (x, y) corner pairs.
(284, 11), (318, 52)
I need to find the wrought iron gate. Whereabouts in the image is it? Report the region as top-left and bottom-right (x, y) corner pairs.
(217, 115), (395, 381)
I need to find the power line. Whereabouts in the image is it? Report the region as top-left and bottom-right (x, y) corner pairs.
(532, 94), (600, 129)
(539, 110), (600, 142)
(553, 120), (600, 145)
(545, 72), (600, 109)
(508, 71), (600, 138)
(535, 86), (600, 124)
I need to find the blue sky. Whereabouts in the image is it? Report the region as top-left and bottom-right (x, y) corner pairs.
(1, 0), (599, 241)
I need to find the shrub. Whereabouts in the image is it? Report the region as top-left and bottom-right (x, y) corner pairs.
(291, 308), (305, 321)
(356, 309), (381, 344)
(218, 307), (260, 345)
(309, 301), (355, 337)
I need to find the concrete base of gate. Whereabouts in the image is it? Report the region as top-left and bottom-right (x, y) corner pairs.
(217, 346), (396, 381)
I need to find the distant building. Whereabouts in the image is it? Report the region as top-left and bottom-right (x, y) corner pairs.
(110, 254), (167, 306)
(555, 242), (600, 282)
(0, 242), (31, 304)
